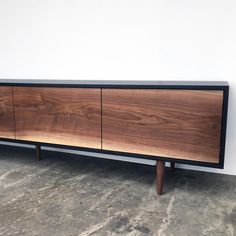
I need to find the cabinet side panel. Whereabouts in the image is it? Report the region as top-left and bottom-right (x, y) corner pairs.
(0, 86), (15, 139)
(14, 87), (101, 149)
(102, 89), (223, 163)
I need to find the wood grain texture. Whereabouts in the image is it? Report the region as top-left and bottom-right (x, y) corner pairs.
(0, 86), (15, 139)
(102, 89), (224, 163)
(13, 87), (101, 149)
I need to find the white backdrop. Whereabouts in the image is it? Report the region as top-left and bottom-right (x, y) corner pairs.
(0, 0), (235, 175)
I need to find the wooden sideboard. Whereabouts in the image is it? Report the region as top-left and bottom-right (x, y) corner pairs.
(0, 80), (229, 195)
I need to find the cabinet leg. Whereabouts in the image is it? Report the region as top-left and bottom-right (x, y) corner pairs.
(36, 145), (41, 161)
(170, 162), (175, 171)
(156, 160), (165, 195)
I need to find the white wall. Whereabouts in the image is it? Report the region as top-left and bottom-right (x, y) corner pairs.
(0, 0), (235, 175)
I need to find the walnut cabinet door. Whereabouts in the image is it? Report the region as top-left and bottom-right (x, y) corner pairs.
(13, 87), (101, 149)
(102, 89), (223, 163)
(0, 86), (15, 139)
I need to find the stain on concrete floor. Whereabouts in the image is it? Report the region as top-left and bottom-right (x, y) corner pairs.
(0, 145), (235, 236)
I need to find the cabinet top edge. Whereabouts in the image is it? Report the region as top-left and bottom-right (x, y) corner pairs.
(0, 79), (229, 88)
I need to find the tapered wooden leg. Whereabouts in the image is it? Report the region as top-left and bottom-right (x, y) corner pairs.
(36, 145), (41, 160)
(156, 160), (165, 195)
(170, 162), (175, 171)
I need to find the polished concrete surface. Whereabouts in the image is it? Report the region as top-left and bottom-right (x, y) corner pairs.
(0, 145), (235, 236)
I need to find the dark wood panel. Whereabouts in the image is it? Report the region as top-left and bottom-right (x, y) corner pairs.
(0, 86), (15, 139)
(13, 87), (101, 149)
(102, 89), (223, 163)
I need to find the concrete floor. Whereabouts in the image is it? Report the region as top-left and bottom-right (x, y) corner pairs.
(0, 145), (235, 236)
